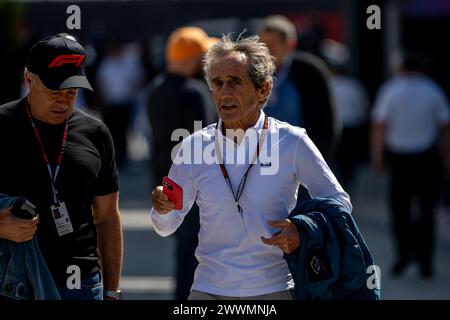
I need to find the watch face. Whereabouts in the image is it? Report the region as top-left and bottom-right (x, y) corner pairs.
(104, 290), (122, 300)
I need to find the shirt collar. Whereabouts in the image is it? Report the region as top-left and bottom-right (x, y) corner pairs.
(217, 109), (265, 135)
(216, 109), (266, 146)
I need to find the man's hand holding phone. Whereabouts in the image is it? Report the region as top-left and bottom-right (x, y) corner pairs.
(152, 186), (175, 214)
(0, 206), (39, 243)
(152, 177), (183, 214)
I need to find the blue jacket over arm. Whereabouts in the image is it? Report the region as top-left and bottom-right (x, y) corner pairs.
(0, 194), (60, 300)
(285, 197), (380, 300)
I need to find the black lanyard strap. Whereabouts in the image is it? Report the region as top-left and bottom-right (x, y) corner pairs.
(214, 115), (269, 215)
(25, 101), (68, 203)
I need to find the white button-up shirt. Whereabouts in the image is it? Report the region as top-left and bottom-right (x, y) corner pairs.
(151, 110), (352, 297)
(372, 74), (450, 153)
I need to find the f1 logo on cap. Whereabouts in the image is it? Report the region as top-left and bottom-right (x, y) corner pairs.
(48, 54), (85, 68)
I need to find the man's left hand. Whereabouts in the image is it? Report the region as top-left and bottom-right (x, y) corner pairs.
(261, 219), (300, 254)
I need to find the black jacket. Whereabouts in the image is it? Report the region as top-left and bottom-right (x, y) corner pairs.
(289, 52), (340, 159)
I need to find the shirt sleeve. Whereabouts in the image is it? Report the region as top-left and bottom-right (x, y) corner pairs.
(371, 83), (392, 123)
(94, 122), (119, 196)
(293, 128), (353, 212)
(150, 136), (199, 237)
(432, 83), (450, 125)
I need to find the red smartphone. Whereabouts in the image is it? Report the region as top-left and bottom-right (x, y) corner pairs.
(162, 176), (183, 210)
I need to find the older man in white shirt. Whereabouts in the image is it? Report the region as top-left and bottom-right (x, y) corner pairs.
(151, 34), (351, 299)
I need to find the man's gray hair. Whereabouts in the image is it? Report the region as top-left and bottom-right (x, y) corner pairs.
(258, 15), (297, 43)
(203, 33), (276, 107)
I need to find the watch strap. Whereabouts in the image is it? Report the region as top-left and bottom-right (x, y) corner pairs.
(104, 289), (122, 300)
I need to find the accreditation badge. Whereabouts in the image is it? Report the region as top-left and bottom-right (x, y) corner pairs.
(50, 201), (73, 236)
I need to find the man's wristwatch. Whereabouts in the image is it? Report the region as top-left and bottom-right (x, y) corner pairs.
(104, 289), (123, 300)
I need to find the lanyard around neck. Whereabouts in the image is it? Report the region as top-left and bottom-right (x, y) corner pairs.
(25, 102), (69, 203)
(214, 115), (269, 215)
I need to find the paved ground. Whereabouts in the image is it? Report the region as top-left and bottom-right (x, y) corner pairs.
(350, 167), (450, 300)
(118, 151), (450, 300)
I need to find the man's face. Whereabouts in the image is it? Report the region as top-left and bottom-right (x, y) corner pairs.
(259, 30), (291, 69)
(25, 72), (78, 125)
(209, 52), (270, 128)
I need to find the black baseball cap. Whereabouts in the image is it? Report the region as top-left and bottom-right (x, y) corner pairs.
(26, 33), (93, 91)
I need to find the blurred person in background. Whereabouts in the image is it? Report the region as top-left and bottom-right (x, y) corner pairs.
(96, 39), (145, 168)
(321, 39), (370, 191)
(371, 52), (450, 278)
(258, 15), (339, 161)
(145, 26), (216, 300)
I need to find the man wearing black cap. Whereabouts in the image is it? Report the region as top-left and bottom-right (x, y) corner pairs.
(0, 34), (123, 300)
